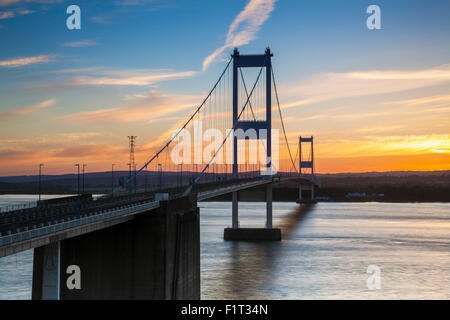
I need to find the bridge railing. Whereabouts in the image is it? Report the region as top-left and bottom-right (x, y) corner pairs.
(197, 177), (271, 201)
(0, 199), (159, 249)
(0, 201), (38, 214)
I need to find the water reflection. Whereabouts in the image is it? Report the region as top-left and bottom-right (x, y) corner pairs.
(1, 200), (449, 299)
(278, 204), (314, 238)
(201, 202), (450, 299)
(220, 204), (315, 299)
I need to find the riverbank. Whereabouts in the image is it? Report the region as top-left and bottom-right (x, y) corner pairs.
(1, 171), (449, 202)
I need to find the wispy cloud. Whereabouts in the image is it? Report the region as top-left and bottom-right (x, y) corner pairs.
(280, 98), (323, 110)
(388, 94), (450, 106)
(70, 71), (197, 86)
(0, 0), (62, 7)
(0, 8), (32, 19)
(315, 134), (450, 159)
(50, 67), (102, 74)
(0, 99), (55, 119)
(0, 54), (54, 67)
(354, 125), (404, 134)
(0, 132), (101, 148)
(114, 0), (158, 6)
(0, 10), (13, 18)
(57, 91), (199, 123)
(202, 0), (276, 71)
(346, 67), (450, 80)
(63, 40), (97, 48)
(37, 68), (197, 88)
(91, 0), (167, 25)
(280, 64), (450, 109)
(53, 145), (119, 158)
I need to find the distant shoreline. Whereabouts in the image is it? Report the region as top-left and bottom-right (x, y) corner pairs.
(1, 170), (449, 202)
(1, 192), (448, 204)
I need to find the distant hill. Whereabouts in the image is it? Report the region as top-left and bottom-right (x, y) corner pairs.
(1, 170), (448, 183)
(0, 170), (449, 201)
(316, 170), (450, 178)
(0, 170), (215, 194)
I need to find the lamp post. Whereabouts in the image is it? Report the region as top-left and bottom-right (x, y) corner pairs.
(38, 164), (44, 203)
(128, 162), (132, 205)
(158, 163), (162, 191)
(134, 163), (137, 194)
(75, 164), (80, 218)
(144, 165), (148, 193)
(111, 164), (115, 196)
(82, 164), (86, 194)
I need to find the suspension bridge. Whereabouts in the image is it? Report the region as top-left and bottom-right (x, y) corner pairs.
(0, 48), (317, 300)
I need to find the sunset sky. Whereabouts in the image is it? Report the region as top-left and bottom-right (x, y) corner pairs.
(0, 0), (449, 176)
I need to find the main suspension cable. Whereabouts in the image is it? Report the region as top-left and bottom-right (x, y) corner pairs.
(271, 67), (298, 173)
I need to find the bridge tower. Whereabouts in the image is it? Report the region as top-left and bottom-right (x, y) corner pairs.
(299, 136), (314, 177)
(232, 47), (273, 178)
(297, 136), (316, 203)
(225, 48), (280, 241)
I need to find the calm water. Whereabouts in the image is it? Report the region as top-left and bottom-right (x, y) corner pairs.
(1, 196), (449, 299)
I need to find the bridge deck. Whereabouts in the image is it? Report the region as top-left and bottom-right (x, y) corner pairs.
(0, 177), (307, 257)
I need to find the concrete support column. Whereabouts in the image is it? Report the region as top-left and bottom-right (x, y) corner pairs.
(32, 195), (200, 300)
(298, 184), (302, 201)
(32, 241), (60, 300)
(266, 184), (272, 229)
(232, 191), (239, 228)
(311, 184), (314, 200)
(224, 182), (281, 241)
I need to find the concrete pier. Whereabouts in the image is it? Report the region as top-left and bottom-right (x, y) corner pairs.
(32, 195), (200, 300)
(224, 185), (281, 241)
(224, 228), (281, 241)
(32, 241), (60, 300)
(297, 183), (317, 204)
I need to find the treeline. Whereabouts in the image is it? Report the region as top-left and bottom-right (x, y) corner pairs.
(316, 174), (450, 202)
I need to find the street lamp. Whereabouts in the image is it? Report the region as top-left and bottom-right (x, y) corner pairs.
(75, 164), (80, 218)
(38, 164), (44, 203)
(128, 162), (132, 204)
(111, 164), (115, 196)
(82, 164), (87, 194)
(134, 163), (137, 194)
(144, 165), (148, 193)
(158, 163), (162, 191)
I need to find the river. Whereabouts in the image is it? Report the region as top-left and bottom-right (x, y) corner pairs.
(1, 195), (449, 299)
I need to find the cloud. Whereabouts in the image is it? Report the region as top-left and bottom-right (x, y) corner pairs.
(63, 40), (97, 48)
(346, 67), (450, 80)
(37, 68), (197, 88)
(91, 0), (167, 25)
(0, 0), (62, 7)
(0, 132), (103, 152)
(0, 99), (55, 119)
(0, 10), (13, 19)
(313, 134), (450, 160)
(354, 125), (405, 134)
(280, 98), (323, 110)
(114, 0), (157, 5)
(53, 145), (121, 158)
(0, 54), (54, 67)
(0, 142), (127, 174)
(70, 71), (197, 86)
(50, 67), (102, 74)
(388, 94), (450, 106)
(0, 149), (33, 160)
(202, 0), (276, 71)
(0, 8), (32, 19)
(280, 64), (450, 109)
(90, 15), (110, 24)
(57, 91), (200, 123)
